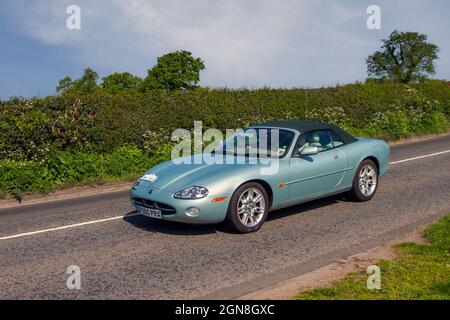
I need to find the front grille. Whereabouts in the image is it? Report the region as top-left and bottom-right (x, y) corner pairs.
(132, 198), (176, 215)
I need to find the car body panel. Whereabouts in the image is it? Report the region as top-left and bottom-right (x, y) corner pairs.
(130, 123), (390, 224)
(287, 147), (348, 201)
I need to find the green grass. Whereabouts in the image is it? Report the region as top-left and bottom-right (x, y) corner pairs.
(295, 215), (450, 300)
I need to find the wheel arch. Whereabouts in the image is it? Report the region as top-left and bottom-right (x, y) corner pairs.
(237, 179), (274, 208)
(362, 155), (380, 173)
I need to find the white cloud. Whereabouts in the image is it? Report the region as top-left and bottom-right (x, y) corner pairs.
(5, 0), (449, 88)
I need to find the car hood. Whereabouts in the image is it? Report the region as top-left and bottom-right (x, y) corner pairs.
(142, 154), (264, 192)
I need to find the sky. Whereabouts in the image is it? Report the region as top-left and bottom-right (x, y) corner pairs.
(0, 0), (449, 99)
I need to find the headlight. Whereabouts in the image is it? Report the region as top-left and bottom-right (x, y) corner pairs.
(173, 186), (209, 199)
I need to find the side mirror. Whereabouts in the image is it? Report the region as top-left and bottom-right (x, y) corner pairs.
(300, 146), (319, 156)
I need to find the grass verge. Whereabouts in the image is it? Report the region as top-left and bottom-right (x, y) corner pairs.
(295, 215), (450, 300)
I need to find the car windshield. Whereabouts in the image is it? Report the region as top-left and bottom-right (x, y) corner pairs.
(215, 128), (294, 158)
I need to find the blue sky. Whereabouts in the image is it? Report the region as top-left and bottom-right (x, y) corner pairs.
(0, 0), (449, 99)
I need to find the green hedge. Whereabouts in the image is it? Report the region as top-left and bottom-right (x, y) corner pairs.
(0, 80), (449, 197)
(0, 145), (171, 198)
(1, 80), (449, 161)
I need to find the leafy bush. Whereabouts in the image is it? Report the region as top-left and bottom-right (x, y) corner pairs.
(0, 81), (448, 197)
(1, 81), (449, 161)
(0, 146), (156, 196)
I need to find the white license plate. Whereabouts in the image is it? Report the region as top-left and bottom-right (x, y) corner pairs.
(136, 205), (162, 219)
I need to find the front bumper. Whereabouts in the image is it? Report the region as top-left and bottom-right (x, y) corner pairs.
(130, 182), (230, 224)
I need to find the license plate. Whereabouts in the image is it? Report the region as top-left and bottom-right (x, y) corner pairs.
(136, 205), (162, 219)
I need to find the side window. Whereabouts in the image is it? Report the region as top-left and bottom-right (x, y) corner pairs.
(299, 130), (334, 153)
(328, 130), (345, 148)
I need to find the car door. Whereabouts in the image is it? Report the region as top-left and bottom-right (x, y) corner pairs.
(288, 130), (346, 201)
(324, 129), (348, 192)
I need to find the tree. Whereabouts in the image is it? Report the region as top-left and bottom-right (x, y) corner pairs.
(56, 76), (75, 93)
(367, 30), (439, 83)
(141, 50), (205, 91)
(56, 67), (99, 94)
(101, 72), (142, 93)
(76, 68), (99, 93)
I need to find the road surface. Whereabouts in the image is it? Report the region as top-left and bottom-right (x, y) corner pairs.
(0, 135), (449, 299)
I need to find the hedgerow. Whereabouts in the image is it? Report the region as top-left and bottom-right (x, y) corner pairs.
(0, 80), (448, 197)
(0, 145), (172, 199)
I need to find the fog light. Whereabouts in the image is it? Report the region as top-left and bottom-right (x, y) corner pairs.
(186, 207), (200, 217)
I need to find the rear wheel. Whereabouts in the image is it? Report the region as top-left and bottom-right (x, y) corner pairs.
(225, 182), (269, 233)
(348, 159), (378, 201)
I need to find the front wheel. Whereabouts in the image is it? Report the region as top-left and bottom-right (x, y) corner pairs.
(347, 159), (379, 201)
(225, 182), (269, 233)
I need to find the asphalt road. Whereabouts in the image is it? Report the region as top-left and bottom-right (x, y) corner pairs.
(0, 135), (449, 299)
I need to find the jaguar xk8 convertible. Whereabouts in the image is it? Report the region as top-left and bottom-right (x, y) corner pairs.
(130, 120), (389, 233)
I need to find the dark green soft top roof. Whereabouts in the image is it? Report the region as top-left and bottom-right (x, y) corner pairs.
(253, 120), (357, 144)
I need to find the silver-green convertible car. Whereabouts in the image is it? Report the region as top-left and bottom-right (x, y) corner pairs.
(130, 120), (389, 233)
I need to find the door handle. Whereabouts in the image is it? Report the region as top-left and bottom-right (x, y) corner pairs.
(333, 153), (339, 159)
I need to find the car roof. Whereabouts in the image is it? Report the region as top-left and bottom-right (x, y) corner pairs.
(253, 120), (358, 144)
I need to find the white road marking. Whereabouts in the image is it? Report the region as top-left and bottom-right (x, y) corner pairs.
(0, 213), (139, 240)
(1, 149), (450, 241)
(389, 149), (450, 165)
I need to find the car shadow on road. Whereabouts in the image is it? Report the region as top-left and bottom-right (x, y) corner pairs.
(123, 194), (346, 235)
(123, 211), (224, 235)
(266, 195), (344, 222)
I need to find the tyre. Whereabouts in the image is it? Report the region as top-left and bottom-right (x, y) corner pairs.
(225, 182), (269, 233)
(348, 159), (379, 202)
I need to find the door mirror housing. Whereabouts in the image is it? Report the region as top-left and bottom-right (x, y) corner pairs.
(300, 146), (319, 156)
